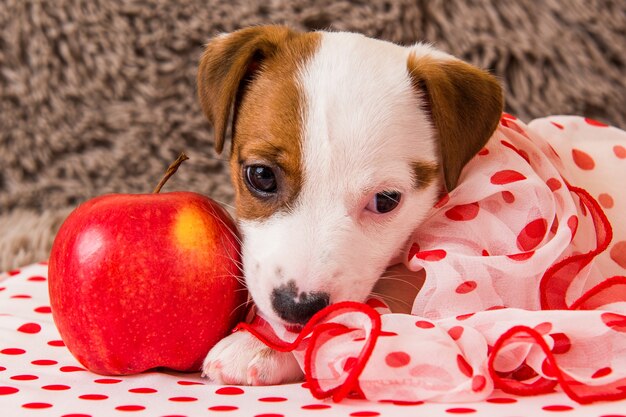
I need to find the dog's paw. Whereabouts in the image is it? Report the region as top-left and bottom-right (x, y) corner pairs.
(202, 330), (303, 385)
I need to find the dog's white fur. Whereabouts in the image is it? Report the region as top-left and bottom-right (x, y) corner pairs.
(199, 28), (500, 385)
(241, 34), (441, 325)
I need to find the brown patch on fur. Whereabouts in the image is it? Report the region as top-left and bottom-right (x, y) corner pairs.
(407, 54), (504, 191)
(411, 160), (439, 189)
(197, 26), (320, 220)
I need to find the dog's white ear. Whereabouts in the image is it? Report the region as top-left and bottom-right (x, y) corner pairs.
(197, 25), (299, 154)
(408, 53), (504, 191)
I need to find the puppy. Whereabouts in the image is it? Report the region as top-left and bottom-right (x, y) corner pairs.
(197, 25), (503, 385)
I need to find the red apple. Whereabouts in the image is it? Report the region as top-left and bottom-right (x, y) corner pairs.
(48, 155), (246, 375)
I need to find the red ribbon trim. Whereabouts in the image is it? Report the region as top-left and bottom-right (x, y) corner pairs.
(237, 301), (382, 402)
(540, 184), (614, 310)
(489, 326), (626, 404)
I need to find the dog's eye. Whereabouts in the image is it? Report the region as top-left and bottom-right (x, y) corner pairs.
(244, 165), (277, 195)
(366, 191), (402, 214)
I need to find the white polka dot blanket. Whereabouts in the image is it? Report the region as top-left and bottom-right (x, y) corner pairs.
(4, 264), (626, 416)
(241, 115), (626, 404)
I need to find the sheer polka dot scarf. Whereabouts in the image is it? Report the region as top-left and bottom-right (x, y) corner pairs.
(242, 115), (626, 404)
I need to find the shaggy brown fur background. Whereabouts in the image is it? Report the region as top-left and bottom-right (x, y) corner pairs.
(1, 0), (625, 271)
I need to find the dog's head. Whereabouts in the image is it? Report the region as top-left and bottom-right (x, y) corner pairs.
(198, 26), (503, 325)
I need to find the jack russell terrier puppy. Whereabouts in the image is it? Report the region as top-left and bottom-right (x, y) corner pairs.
(197, 25), (503, 385)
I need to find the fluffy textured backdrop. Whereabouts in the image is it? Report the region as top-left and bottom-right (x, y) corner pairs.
(1, 0), (625, 271)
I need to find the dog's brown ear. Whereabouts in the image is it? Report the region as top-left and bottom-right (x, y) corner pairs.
(408, 53), (504, 191)
(197, 25), (298, 154)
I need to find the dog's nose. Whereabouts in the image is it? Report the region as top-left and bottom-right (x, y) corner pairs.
(271, 281), (330, 325)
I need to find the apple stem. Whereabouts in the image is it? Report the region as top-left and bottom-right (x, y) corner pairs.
(153, 152), (189, 194)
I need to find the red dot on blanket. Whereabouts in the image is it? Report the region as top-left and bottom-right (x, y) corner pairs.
(11, 375), (38, 381)
(17, 323), (41, 334)
(486, 397), (517, 404)
(549, 333), (572, 354)
(592, 367), (613, 378)
(31, 359), (57, 366)
(169, 397), (197, 402)
(62, 414), (92, 417)
(456, 355), (473, 377)
(445, 408), (476, 414)
(415, 320), (435, 329)
(516, 218), (548, 252)
(177, 380), (203, 385)
(598, 193), (614, 209)
(22, 402), (53, 409)
(543, 405), (574, 412)
(34, 306), (52, 314)
(258, 397), (287, 402)
(115, 405), (145, 411)
(216, 386), (244, 395)
(1, 348), (26, 355)
(478, 148), (489, 156)
(27, 276), (46, 282)
(0, 386), (19, 395)
(385, 351), (411, 368)
(79, 394), (108, 400)
(551, 121), (564, 130)
(350, 412), (380, 417)
(60, 366), (86, 372)
(601, 312), (626, 333)
(255, 414), (285, 417)
(11, 294), (31, 299)
(42, 384), (70, 391)
(379, 400), (424, 406)
(129, 388), (157, 393)
(209, 406), (239, 411)
(455, 281), (477, 294)
(610, 241), (626, 269)
(448, 326), (464, 340)
(94, 378), (122, 384)
(546, 178), (562, 191)
(490, 170), (526, 185)
(302, 404), (331, 410)
(572, 149), (595, 170)
(7, 269), (21, 276)
(507, 251), (535, 261)
(614, 145), (626, 159)
(445, 203), (480, 221)
(584, 117), (608, 127)
(47, 340), (65, 347)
